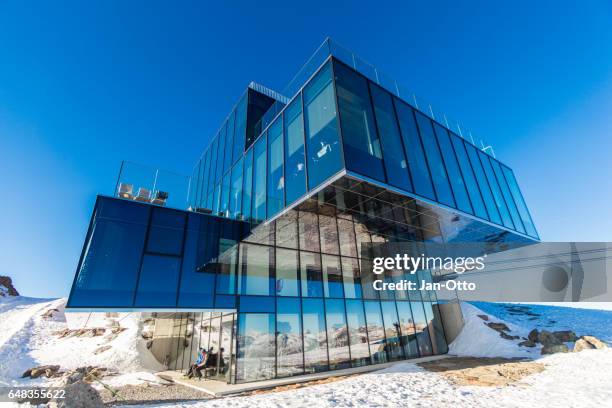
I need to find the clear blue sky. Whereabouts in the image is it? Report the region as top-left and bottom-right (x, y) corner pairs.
(1, 1), (611, 298)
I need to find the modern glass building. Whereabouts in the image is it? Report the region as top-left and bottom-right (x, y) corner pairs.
(68, 39), (538, 384)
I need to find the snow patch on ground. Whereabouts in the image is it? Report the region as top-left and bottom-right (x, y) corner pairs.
(0, 296), (162, 388)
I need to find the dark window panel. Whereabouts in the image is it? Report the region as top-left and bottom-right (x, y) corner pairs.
(478, 150), (514, 229)
(252, 134), (267, 223)
(464, 142), (502, 225)
(490, 159), (526, 234)
(267, 117), (284, 218)
(501, 164), (539, 238)
(134, 255), (181, 307)
(242, 149), (254, 223)
(449, 134), (489, 220)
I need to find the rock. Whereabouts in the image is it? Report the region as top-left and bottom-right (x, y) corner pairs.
(573, 335), (609, 352)
(519, 340), (537, 347)
(477, 314), (489, 321)
(553, 330), (578, 343)
(528, 329), (539, 343)
(486, 322), (510, 332)
(51, 380), (104, 408)
(41, 308), (60, 319)
(0, 276), (19, 296)
(93, 345), (111, 355)
(500, 332), (520, 340)
(539, 330), (562, 347)
(22, 365), (60, 379)
(541, 343), (569, 355)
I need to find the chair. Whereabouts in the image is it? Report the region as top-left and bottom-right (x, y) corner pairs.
(117, 183), (134, 199)
(152, 190), (168, 206)
(134, 187), (151, 202)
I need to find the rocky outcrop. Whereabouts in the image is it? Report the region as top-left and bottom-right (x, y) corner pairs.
(0, 275), (19, 296)
(22, 365), (61, 379)
(54, 328), (106, 338)
(541, 344), (569, 354)
(49, 381), (104, 408)
(518, 340), (537, 347)
(574, 335), (609, 352)
(552, 330), (578, 343)
(528, 329), (539, 343)
(477, 314), (489, 321)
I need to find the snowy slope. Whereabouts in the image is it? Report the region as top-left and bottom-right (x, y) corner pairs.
(0, 296), (163, 387)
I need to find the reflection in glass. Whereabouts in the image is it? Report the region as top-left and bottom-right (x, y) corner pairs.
(275, 211), (298, 249)
(298, 211), (321, 252)
(252, 134), (267, 223)
(276, 298), (304, 377)
(302, 298), (329, 373)
(319, 214), (339, 255)
(465, 143), (502, 225)
(276, 248), (300, 297)
(304, 62), (342, 190)
(396, 301), (419, 358)
(450, 134), (488, 220)
(501, 164), (538, 237)
(337, 218), (357, 258)
(236, 313), (275, 382)
(284, 96), (307, 206)
(238, 244), (273, 296)
(380, 301), (404, 361)
(267, 118), (284, 218)
(410, 300), (433, 356)
(325, 299), (350, 370)
(491, 159), (525, 234)
(242, 149), (253, 222)
(322, 254), (343, 298)
(341, 257), (362, 299)
(478, 150), (514, 229)
(135, 255), (181, 307)
(229, 158), (244, 219)
(346, 299), (370, 367)
(300, 251), (323, 297)
(364, 301), (388, 364)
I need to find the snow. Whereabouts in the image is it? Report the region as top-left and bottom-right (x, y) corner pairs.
(0, 296), (163, 388)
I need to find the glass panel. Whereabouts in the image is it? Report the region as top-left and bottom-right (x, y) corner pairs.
(216, 313), (234, 381)
(284, 96), (307, 206)
(239, 295), (274, 312)
(298, 211), (320, 252)
(410, 300), (433, 356)
(322, 254), (343, 298)
(242, 149), (253, 222)
(236, 313), (275, 382)
(414, 113), (455, 207)
(216, 234), (238, 295)
(364, 300), (388, 364)
(300, 251), (323, 297)
(229, 158), (244, 220)
(325, 299), (350, 370)
(302, 298), (329, 373)
(369, 83), (413, 191)
(337, 218), (357, 258)
(450, 134), (488, 220)
(380, 301), (404, 361)
(501, 164), (539, 237)
(209, 315), (221, 361)
(224, 117), (234, 174)
(208, 138), (218, 202)
(464, 143), (502, 225)
(219, 172), (231, 217)
(303, 62), (342, 190)
(233, 93), (247, 163)
(267, 118), (284, 218)
(238, 243), (273, 296)
(393, 99), (436, 200)
(334, 61), (385, 181)
(275, 211), (298, 249)
(354, 222), (371, 260)
(396, 301), (419, 358)
(319, 214), (339, 255)
(276, 298), (304, 377)
(433, 124), (473, 214)
(252, 134), (267, 223)
(345, 299), (370, 367)
(491, 159), (526, 233)
(341, 257), (362, 299)
(135, 255), (180, 307)
(478, 150), (514, 229)
(275, 248), (300, 297)
(147, 208), (186, 256)
(216, 128), (226, 184)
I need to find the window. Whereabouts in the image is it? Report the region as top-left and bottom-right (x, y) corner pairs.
(369, 83), (413, 192)
(491, 159), (526, 234)
(298, 211), (320, 252)
(236, 313), (275, 382)
(322, 254), (343, 298)
(302, 298), (329, 373)
(229, 158), (244, 220)
(433, 124), (473, 214)
(337, 218), (357, 257)
(395, 301), (419, 358)
(364, 301), (387, 364)
(267, 118), (284, 218)
(215, 236), (238, 295)
(275, 211), (298, 249)
(341, 257), (362, 299)
(224, 115), (234, 173)
(393, 100), (436, 200)
(242, 149), (253, 222)
(252, 134), (267, 223)
(345, 299), (370, 367)
(464, 143), (502, 225)
(216, 128), (226, 184)
(134, 255), (181, 307)
(319, 214), (339, 255)
(410, 300), (433, 356)
(238, 244), (273, 296)
(233, 94), (247, 163)
(276, 298), (304, 377)
(303, 62), (342, 190)
(147, 208), (186, 256)
(501, 165), (539, 237)
(207, 138), (218, 206)
(325, 299), (350, 370)
(414, 113), (455, 207)
(334, 61), (385, 181)
(219, 172), (231, 217)
(450, 134), (489, 220)
(380, 301), (404, 360)
(284, 96), (307, 206)
(275, 248), (300, 297)
(478, 150), (514, 229)
(300, 251), (323, 297)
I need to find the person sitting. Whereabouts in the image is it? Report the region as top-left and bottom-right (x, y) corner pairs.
(202, 347), (218, 379)
(218, 347), (226, 374)
(186, 348), (206, 379)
